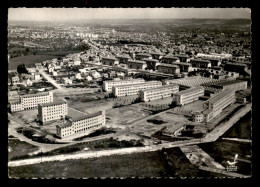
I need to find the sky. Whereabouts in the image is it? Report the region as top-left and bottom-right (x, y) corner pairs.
(8, 8), (251, 21)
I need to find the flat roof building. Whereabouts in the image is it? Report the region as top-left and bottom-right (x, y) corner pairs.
(103, 78), (145, 92)
(139, 84), (179, 102)
(125, 60), (147, 70)
(56, 110), (105, 139)
(224, 62), (247, 73)
(190, 59), (212, 68)
(9, 91), (54, 112)
(203, 89), (236, 122)
(143, 58), (160, 70)
(157, 64), (180, 75)
(174, 87), (204, 106)
(135, 53), (152, 61)
(101, 57), (119, 66)
(113, 81), (162, 97)
(37, 100), (68, 124)
(161, 55), (179, 64)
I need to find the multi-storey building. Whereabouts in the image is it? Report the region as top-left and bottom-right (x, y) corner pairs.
(135, 53), (152, 61)
(143, 58), (159, 70)
(9, 92), (54, 112)
(101, 57), (119, 66)
(113, 81), (162, 97)
(203, 89), (236, 122)
(56, 111), (106, 139)
(174, 87), (204, 106)
(157, 64), (180, 74)
(103, 78), (145, 92)
(190, 59), (212, 68)
(161, 55), (179, 64)
(150, 52), (163, 60)
(174, 54), (189, 62)
(170, 61), (192, 72)
(116, 55), (131, 64)
(37, 100), (68, 124)
(201, 80), (247, 92)
(224, 62), (247, 73)
(125, 60), (147, 70)
(139, 84), (179, 102)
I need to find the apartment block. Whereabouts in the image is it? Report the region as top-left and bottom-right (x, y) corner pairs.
(38, 100), (68, 124)
(139, 84), (179, 102)
(203, 89), (236, 122)
(103, 78), (145, 92)
(113, 81), (162, 97)
(190, 59), (212, 68)
(101, 57), (119, 66)
(56, 111), (105, 139)
(9, 92), (54, 112)
(174, 87), (204, 106)
(157, 64), (180, 74)
(125, 60), (147, 70)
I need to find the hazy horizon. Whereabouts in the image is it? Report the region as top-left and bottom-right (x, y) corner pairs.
(8, 8), (251, 21)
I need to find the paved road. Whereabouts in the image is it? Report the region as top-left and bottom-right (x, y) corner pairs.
(8, 103), (252, 169)
(38, 69), (65, 91)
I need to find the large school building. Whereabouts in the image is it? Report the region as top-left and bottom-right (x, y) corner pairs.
(192, 89), (236, 123)
(9, 92), (54, 112)
(103, 78), (145, 92)
(139, 84), (179, 102)
(37, 100), (68, 124)
(56, 111), (106, 139)
(112, 81), (162, 97)
(174, 87), (204, 106)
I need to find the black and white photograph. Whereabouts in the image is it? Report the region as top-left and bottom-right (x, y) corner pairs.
(7, 8), (252, 179)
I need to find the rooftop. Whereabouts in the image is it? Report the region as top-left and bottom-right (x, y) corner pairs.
(176, 86), (204, 96)
(104, 78), (144, 83)
(165, 123), (185, 133)
(157, 63), (180, 68)
(141, 84), (179, 92)
(101, 57), (118, 61)
(207, 89), (235, 104)
(143, 58), (159, 62)
(20, 91), (51, 98)
(191, 59), (211, 63)
(114, 81), (161, 88)
(226, 62), (247, 67)
(136, 53), (151, 57)
(127, 60), (146, 64)
(39, 100), (67, 107)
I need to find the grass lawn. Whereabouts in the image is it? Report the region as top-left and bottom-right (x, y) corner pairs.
(222, 111), (251, 139)
(8, 147), (224, 178)
(199, 140), (252, 175)
(8, 50), (81, 70)
(8, 138), (39, 161)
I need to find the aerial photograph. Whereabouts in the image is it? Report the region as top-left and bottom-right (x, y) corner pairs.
(7, 8), (252, 178)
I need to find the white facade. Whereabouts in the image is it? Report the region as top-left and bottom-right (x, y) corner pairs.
(56, 111), (106, 139)
(103, 78), (145, 92)
(113, 81), (162, 97)
(139, 84), (179, 102)
(38, 100), (68, 124)
(9, 92), (54, 112)
(175, 87), (204, 106)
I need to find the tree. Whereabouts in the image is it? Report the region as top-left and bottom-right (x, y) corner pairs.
(17, 64), (28, 74)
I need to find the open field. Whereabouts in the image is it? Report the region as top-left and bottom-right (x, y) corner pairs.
(8, 50), (81, 70)
(8, 138), (39, 161)
(222, 111), (251, 139)
(8, 147), (224, 178)
(199, 140), (252, 175)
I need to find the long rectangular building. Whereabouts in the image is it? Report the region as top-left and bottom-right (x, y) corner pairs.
(56, 111), (105, 139)
(113, 81), (162, 97)
(126, 60), (147, 70)
(101, 57), (119, 66)
(103, 78), (145, 92)
(157, 64), (180, 75)
(37, 100), (68, 124)
(9, 92), (53, 112)
(190, 59), (212, 68)
(174, 87), (204, 106)
(203, 89), (236, 122)
(139, 84), (179, 102)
